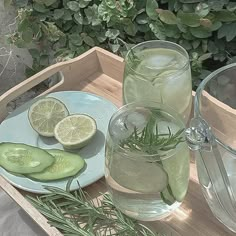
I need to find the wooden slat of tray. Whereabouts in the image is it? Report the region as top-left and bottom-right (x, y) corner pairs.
(0, 47), (235, 236)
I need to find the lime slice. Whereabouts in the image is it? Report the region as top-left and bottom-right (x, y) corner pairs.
(162, 143), (190, 202)
(123, 75), (162, 104)
(28, 97), (69, 137)
(54, 114), (97, 149)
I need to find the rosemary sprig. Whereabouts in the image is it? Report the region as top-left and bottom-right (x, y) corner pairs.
(27, 183), (161, 236)
(120, 115), (185, 156)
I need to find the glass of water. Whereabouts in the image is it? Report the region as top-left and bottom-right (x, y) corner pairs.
(123, 40), (192, 123)
(105, 101), (190, 221)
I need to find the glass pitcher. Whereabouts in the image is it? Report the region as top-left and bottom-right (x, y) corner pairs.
(185, 63), (236, 232)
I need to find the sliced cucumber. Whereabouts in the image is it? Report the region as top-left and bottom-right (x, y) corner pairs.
(28, 149), (85, 181)
(161, 185), (176, 205)
(0, 143), (54, 174)
(162, 144), (190, 202)
(111, 155), (168, 193)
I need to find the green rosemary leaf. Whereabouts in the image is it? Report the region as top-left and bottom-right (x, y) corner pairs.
(120, 113), (185, 157)
(27, 185), (161, 236)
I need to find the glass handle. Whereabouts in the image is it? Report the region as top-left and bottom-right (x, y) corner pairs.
(185, 118), (213, 151)
(185, 117), (236, 219)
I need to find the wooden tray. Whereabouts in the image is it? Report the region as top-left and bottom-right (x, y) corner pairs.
(0, 47), (234, 236)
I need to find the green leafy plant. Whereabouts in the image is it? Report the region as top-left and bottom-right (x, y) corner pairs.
(6, 0), (236, 88)
(27, 184), (160, 235)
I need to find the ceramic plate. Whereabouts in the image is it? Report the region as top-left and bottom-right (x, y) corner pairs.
(0, 91), (117, 193)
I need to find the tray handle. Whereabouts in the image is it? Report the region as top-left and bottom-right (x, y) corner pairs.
(0, 60), (69, 122)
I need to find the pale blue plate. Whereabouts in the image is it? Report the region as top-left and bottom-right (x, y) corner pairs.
(0, 91), (117, 193)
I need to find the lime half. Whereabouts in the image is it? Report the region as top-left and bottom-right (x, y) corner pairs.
(123, 75), (162, 104)
(54, 114), (97, 150)
(28, 97), (69, 137)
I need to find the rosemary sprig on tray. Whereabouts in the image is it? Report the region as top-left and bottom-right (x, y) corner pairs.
(120, 116), (185, 156)
(27, 184), (161, 236)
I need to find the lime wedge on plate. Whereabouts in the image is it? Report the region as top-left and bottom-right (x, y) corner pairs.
(28, 97), (69, 137)
(54, 114), (97, 150)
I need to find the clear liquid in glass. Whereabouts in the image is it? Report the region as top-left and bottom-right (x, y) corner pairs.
(105, 107), (190, 221)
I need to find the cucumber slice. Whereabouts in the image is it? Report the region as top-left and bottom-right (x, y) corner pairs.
(161, 185), (176, 205)
(28, 149), (85, 181)
(111, 155), (168, 193)
(162, 144), (190, 202)
(0, 143), (54, 174)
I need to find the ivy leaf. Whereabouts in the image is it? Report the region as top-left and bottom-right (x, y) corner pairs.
(182, 31), (195, 40)
(22, 28), (34, 43)
(168, 0), (175, 11)
(84, 4), (101, 26)
(208, 0), (228, 11)
(190, 26), (212, 38)
(200, 19), (212, 28)
(105, 29), (120, 39)
(109, 43), (120, 53)
(149, 20), (166, 39)
(14, 0), (28, 7)
(177, 10), (201, 27)
(69, 41), (78, 52)
(74, 12), (83, 24)
(165, 24), (180, 38)
(179, 0), (202, 2)
(67, 1), (80, 11)
(137, 24), (150, 33)
(157, 9), (177, 25)
(199, 53), (212, 61)
(79, 0), (91, 8)
(210, 21), (222, 31)
(124, 21), (137, 36)
(227, 2), (236, 12)
(33, 3), (49, 13)
(54, 9), (64, 20)
(201, 39), (208, 52)
(179, 39), (192, 50)
(218, 23), (236, 41)
(69, 34), (83, 46)
(29, 48), (40, 59)
(215, 10), (236, 22)
(195, 3), (209, 17)
(43, 0), (57, 7)
(40, 54), (49, 66)
(177, 23), (188, 33)
(208, 41), (219, 54)
(146, 0), (158, 20)
(83, 35), (95, 47)
(192, 40), (201, 49)
(18, 19), (29, 32)
(136, 13), (148, 25)
(95, 31), (107, 43)
(64, 10), (72, 21)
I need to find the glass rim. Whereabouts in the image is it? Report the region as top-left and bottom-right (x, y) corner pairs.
(125, 40), (190, 79)
(107, 101), (186, 160)
(195, 62), (236, 153)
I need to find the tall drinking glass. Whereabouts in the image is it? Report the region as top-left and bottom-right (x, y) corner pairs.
(105, 102), (190, 221)
(185, 63), (236, 232)
(123, 40), (192, 123)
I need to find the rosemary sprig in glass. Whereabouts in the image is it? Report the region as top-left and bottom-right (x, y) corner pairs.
(27, 183), (161, 236)
(120, 115), (185, 156)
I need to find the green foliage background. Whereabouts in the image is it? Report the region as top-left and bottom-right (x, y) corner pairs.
(5, 0), (236, 88)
